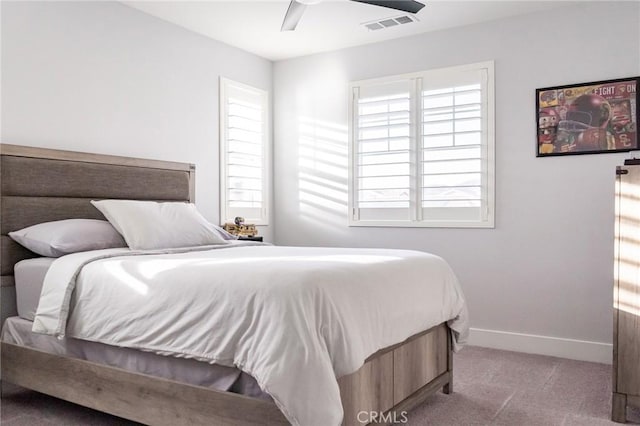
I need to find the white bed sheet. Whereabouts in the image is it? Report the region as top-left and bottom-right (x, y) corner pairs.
(34, 243), (469, 426)
(14, 257), (55, 321)
(1, 316), (269, 399)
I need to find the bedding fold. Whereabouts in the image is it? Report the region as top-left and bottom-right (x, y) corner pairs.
(33, 244), (468, 426)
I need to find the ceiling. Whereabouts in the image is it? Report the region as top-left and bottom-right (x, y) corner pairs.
(123, 1), (574, 61)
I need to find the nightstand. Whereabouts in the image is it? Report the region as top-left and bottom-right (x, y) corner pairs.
(238, 236), (263, 242)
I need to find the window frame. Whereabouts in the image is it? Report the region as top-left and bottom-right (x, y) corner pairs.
(348, 61), (495, 228)
(219, 77), (270, 226)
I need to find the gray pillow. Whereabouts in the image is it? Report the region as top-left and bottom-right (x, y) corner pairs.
(9, 219), (127, 257)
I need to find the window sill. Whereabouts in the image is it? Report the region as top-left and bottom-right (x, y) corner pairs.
(348, 219), (495, 229)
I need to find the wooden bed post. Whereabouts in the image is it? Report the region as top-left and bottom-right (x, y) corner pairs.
(442, 327), (453, 395)
(188, 164), (196, 203)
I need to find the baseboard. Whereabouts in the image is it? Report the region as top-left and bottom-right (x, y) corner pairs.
(467, 327), (613, 364)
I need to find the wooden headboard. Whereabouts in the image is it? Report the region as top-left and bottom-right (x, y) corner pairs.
(0, 144), (195, 323)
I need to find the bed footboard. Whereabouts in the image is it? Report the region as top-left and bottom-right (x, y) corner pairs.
(1, 323), (452, 426)
(339, 323), (451, 426)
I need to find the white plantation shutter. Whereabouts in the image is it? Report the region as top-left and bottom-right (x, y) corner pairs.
(421, 68), (488, 222)
(350, 62), (494, 227)
(353, 80), (413, 221)
(220, 78), (269, 225)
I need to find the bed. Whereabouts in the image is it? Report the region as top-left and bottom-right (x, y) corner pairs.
(0, 143), (467, 425)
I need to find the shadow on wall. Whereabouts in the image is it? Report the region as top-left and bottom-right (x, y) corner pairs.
(297, 117), (349, 231)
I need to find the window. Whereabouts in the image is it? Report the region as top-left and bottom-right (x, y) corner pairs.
(220, 78), (269, 225)
(349, 61), (495, 228)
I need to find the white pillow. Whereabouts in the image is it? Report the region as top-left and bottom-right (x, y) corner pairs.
(91, 200), (226, 250)
(9, 219), (126, 257)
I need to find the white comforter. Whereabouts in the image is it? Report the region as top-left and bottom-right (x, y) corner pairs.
(33, 243), (469, 426)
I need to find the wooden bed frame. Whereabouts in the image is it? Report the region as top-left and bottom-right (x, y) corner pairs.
(0, 144), (453, 425)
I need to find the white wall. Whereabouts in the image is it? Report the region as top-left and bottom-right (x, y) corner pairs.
(1, 1), (273, 239)
(273, 1), (640, 361)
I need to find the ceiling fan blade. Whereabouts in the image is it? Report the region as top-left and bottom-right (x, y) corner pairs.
(281, 0), (308, 31)
(350, 0), (425, 14)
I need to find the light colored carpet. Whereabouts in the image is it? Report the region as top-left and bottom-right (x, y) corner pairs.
(1, 346), (636, 425)
(408, 346), (638, 425)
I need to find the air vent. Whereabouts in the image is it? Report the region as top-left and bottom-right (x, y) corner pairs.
(362, 14), (418, 31)
(395, 16), (414, 24)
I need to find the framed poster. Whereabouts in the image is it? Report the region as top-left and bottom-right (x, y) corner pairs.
(536, 77), (639, 157)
